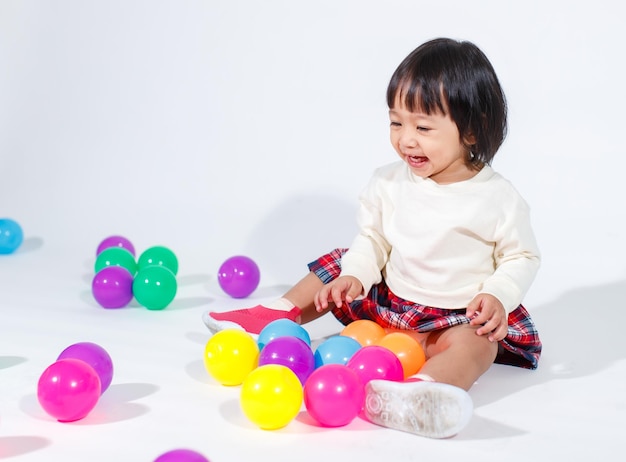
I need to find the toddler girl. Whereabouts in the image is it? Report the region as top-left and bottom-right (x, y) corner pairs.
(204, 37), (541, 439)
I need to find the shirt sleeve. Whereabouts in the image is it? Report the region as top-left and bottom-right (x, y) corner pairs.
(339, 173), (390, 295)
(479, 190), (541, 312)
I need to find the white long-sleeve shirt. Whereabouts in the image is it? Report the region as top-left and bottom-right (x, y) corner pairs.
(339, 161), (540, 313)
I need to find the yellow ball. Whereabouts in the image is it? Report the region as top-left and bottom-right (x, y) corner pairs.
(203, 329), (259, 386)
(240, 364), (303, 430)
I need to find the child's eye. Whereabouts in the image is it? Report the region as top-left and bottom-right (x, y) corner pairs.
(416, 126), (430, 132)
(390, 121), (401, 127)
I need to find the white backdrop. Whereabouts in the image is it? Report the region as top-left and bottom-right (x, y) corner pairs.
(1, 1), (625, 460)
(2, 0), (625, 305)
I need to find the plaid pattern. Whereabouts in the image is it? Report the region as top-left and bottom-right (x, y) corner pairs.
(308, 248), (542, 369)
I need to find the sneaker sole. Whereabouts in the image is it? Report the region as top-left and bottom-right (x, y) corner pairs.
(201, 312), (258, 339)
(364, 379), (473, 439)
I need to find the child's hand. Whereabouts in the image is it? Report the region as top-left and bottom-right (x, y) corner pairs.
(314, 276), (363, 312)
(466, 293), (508, 342)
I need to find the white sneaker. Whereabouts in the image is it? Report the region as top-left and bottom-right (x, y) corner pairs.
(364, 379), (473, 438)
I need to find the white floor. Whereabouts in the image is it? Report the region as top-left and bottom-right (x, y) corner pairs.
(1, 238), (624, 462)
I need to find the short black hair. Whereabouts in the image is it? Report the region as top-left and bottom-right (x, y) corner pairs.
(387, 38), (507, 167)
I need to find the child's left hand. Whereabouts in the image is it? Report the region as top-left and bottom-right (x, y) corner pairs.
(466, 294), (508, 342)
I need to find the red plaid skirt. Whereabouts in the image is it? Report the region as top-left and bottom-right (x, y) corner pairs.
(308, 248), (542, 369)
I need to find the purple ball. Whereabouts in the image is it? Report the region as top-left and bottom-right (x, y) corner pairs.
(96, 235), (136, 257)
(57, 342), (114, 394)
(259, 336), (316, 385)
(154, 449), (210, 462)
(92, 266), (134, 309)
(217, 255), (260, 298)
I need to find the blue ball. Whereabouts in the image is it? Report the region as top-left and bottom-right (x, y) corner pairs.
(257, 318), (311, 350)
(0, 218), (24, 254)
(314, 335), (362, 368)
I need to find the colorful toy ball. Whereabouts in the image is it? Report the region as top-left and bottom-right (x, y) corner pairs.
(303, 364), (365, 427)
(92, 266), (134, 309)
(132, 265), (177, 310)
(0, 218), (24, 254)
(313, 335), (361, 368)
(37, 358), (101, 422)
(376, 332), (426, 378)
(341, 319), (386, 346)
(96, 235), (136, 257)
(154, 449), (210, 462)
(94, 247), (137, 276)
(257, 318), (311, 350)
(57, 342), (114, 394)
(258, 336), (315, 385)
(346, 345), (404, 385)
(138, 245), (179, 275)
(217, 255), (260, 298)
(240, 364), (303, 430)
(203, 329), (259, 386)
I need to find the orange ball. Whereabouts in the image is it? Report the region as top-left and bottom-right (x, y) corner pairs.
(340, 320), (386, 347)
(376, 332), (426, 378)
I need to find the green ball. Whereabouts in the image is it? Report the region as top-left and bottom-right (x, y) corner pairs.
(137, 245), (178, 275)
(94, 247), (137, 275)
(132, 265), (177, 310)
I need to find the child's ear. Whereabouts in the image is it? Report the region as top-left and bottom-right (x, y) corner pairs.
(463, 132), (477, 148)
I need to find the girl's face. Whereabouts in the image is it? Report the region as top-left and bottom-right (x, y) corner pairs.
(389, 98), (476, 184)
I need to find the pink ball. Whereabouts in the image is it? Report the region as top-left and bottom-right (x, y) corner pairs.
(92, 266), (134, 309)
(57, 342), (114, 394)
(346, 345), (404, 385)
(217, 255), (260, 298)
(96, 235), (136, 256)
(154, 449), (209, 462)
(303, 364), (364, 427)
(37, 359), (101, 422)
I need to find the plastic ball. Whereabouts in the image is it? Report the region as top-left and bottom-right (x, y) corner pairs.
(217, 255), (260, 298)
(341, 319), (386, 346)
(94, 247), (137, 276)
(203, 329), (259, 386)
(258, 336), (315, 385)
(257, 319), (311, 350)
(313, 335), (361, 368)
(92, 266), (134, 309)
(0, 218), (24, 254)
(57, 342), (114, 394)
(154, 449), (209, 462)
(376, 332), (426, 378)
(132, 265), (177, 310)
(240, 364), (303, 430)
(37, 358), (101, 422)
(346, 345), (404, 385)
(303, 364), (364, 427)
(96, 235), (135, 257)
(138, 245), (178, 275)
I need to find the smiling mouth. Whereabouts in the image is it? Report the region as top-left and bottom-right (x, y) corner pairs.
(406, 155), (428, 168)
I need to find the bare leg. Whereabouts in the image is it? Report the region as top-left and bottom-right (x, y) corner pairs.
(282, 272), (329, 324)
(419, 324), (498, 390)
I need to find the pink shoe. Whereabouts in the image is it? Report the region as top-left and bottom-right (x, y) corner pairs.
(202, 305), (302, 335)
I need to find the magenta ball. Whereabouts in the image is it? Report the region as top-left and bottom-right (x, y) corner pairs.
(346, 345), (404, 385)
(259, 336), (315, 385)
(217, 255), (260, 298)
(96, 235), (136, 256)
(92, 266), (134, 309)
(57, 342), (114, 394)
(37, 358), (101, 422)
(154, 449), (210, 462)
(303, 364), (365, 427)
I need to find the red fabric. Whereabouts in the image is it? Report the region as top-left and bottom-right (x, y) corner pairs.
(308, 248), (542, 369)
